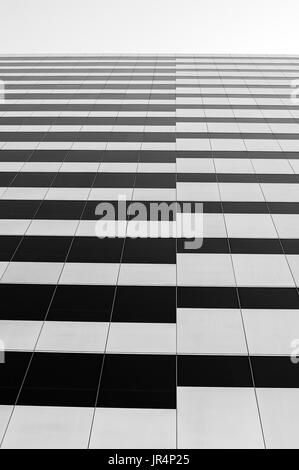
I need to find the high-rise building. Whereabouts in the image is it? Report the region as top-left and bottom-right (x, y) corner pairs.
(0, 55), (299, 448)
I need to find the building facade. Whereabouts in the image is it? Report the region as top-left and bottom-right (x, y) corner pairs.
(0, 55), (299, 448)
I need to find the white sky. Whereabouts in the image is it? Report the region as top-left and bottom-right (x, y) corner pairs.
(1, 0), (299, 54)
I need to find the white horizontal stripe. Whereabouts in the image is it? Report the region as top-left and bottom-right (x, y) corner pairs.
(3, 80), (175, 85)
(0, 72), (174, 76)
(1, 262), (64, 284)
(4, 88), (174, 94)
(0, 65), (175, 69)
(0, 183), (297, 201)
(118, 264), (176, 286)
(7, 99), (174, 104)
(1, 213), (298, 239)
(0, 220), (31, 236)
(59, 263), (120, 285)
(26, 220), (79, 236)
(0, 320), (110, 353)
(0, 111), (174, 118)
(106, 323), (176, 354)
(177, 253), (296, 287)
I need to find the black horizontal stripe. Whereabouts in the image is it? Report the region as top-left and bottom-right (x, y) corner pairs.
(0, 116), (296, 126)
(0, 104), (175, 111)
(5, 93), (175, 100)
(0, 117), (176, 125)
(178, 355), (253, 387)
(1, 200), (299, 220)
(177, 132), (299, 139)
(7, 348), (293, 407)
(0, 283), (176, 323)
(1, 74), (299, 82)
(3, 284), (299, 321)
(0, 351), (176, 408)
(2, 67), (299, 73)
(0, 283), (114, 322)
(0, 132), (176, 142)
(1, 150), (298, 163)
(178, 173), (299, 183)
(2, 60), (299, 66)
(178, 238), (289, 254)
(1, 103), (299, 111)
(2, 131), (299, 142)
(2, 171), (298, 186)
(96, 354), (176, 409)
(1, 92), (296, 100)
(177, 150), (299, 159)
(178, 287), (299, 309)
(2, 236), (298, 263)
(3, 172), (177, 188)
(5, 84), (176, 91)
(11, 352), (104, 407)
(2, 149), (299, 163)
(178, 355), (299, 388)
(8, 237), (176, 264)
(3, 83), (292, 90)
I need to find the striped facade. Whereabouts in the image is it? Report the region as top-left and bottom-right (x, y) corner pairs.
(0, 55), (299, 448)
